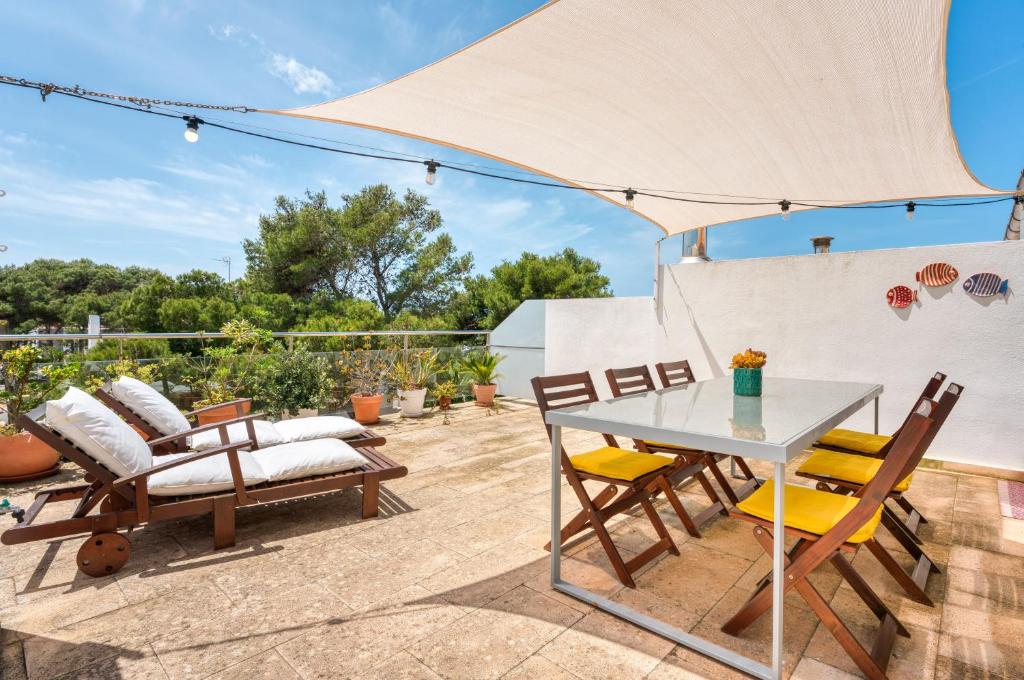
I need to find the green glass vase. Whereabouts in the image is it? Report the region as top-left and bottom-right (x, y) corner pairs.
(733, 368), (763, 397)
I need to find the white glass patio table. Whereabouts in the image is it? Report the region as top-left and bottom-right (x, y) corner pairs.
(545, 376), (882, 680)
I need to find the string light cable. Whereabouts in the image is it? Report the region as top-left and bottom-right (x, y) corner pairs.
(1, 74), (1020, 215)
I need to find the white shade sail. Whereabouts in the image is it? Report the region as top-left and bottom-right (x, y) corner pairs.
(268, 0), (1006, 235)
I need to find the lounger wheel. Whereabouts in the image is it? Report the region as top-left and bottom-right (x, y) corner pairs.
(77, 532), (131, 577)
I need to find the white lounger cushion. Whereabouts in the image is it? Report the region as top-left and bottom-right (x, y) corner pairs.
(46, 387), (153, 477)
(252, 439), (368, 483)
(148, 450), (267, 496)
(273, 416), (366, 443)
(188, 420), (285, 451)
(111, 376), (191, 435)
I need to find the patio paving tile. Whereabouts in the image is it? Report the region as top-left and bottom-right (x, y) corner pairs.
(537, 607), (676, 680)
(205, 649), (301, 680)
(502, 654), (582, 679)
(276, 585), (469, 680)
(320, 538), (464, 609)
(935, 632), (1024, 679)
(151, 582), (347, 679)
(22, 580), (229, 678)
(632, 542), (752, 617)
(408, 585), (582, 679)
(351, 651), (442, 679)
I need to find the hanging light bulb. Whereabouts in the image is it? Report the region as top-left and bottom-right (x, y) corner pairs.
(624, 188), (636, 210)
(424, 160), (439, 186)
(905, 201), (916, 221)
(779, 199), (791, 220)
(183, 116), (201, 143)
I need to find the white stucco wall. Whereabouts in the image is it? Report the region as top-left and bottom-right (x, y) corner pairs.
(492, 240), (1024, 471)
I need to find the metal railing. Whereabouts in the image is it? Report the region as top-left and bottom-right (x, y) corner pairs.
(0, 329), (490, 353)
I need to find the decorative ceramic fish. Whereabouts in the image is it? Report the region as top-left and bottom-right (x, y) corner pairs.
(886, 285), (917, 308)
(963, 273), (1009, 297)
(915, 262), (958, 287)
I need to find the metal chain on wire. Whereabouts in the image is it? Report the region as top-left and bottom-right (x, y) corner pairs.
(0, 75), (255, 112)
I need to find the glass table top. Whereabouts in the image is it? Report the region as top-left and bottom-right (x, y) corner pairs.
(544, 377), (882, 462)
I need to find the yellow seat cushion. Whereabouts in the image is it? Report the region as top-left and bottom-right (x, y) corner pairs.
(642, 440), (700, 453)
(817, 428), (891, 455)
(798, 449), (912, 493)
(569, 447), (671, 481)
(736, 480), (882, 543)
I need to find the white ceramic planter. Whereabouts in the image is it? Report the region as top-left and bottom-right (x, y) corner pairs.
(398, 387), (428, 417)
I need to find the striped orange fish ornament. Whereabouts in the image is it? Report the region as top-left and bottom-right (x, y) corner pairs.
(915, 262), (958, 287)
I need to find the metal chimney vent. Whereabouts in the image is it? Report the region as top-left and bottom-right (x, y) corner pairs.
(680, 227), (710, 263)
(810, 236), (833, 254)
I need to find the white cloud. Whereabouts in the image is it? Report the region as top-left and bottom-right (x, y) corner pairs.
(267, 53), (336, 96)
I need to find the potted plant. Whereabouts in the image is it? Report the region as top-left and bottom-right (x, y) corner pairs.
(255, 348), (333, 419)
(186, 320), (277, 424)
(461, 350), (505, 407)
(391, 349), (439, 417)
(730, 348), (767, 397)
(338, 337), (393, 424)
(0, 345), (79, 481)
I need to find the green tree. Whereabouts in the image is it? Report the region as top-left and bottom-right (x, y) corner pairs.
(175, 270), (228, 299)
(342, 184), (473, 320)
(117, 273), (176, 331)
(243, 191), (357, 297)
(0, 259), (160, 332)
(455, 248), (612, 329)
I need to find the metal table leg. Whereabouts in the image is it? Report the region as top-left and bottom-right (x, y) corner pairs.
(550, 424), (562, 586)
(771, 462), (786, 679)
(874, 396), (880, 435)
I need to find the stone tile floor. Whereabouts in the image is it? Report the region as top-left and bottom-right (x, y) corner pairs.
(1, 399), (1021, 679)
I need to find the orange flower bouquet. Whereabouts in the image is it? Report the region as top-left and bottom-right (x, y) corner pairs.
(730, 348), (766, 396)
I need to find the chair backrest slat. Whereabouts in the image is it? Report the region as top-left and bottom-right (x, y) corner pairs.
(605, 366), (656, 398)
(877, 371), (946, 455)
(655, 359), (695, 388)
(532, 372), (617, 449)
(890, 382), (962, 484)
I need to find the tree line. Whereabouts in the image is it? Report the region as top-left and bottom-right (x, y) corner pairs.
(0, 184), (612, 343)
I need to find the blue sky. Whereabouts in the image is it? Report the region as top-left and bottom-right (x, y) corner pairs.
(1, 1), (1022, 296)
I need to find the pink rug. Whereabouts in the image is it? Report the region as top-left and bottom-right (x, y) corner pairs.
(997, 480), (1024, 520)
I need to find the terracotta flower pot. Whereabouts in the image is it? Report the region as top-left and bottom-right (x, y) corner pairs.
(472, 383), (498, 406)
(438, 396), (452, 410)
(195, 401), (251, 426)
(351, 394), (384, 424)
(0, 431), (60, 483)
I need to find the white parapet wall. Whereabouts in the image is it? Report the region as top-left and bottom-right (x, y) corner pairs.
(492, 239), (1024, 471)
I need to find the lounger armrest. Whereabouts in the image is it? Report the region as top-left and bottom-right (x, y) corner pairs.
(146, 412), (267, 449)
(184, 398), (252, 418)
(112, 441), (253, 489)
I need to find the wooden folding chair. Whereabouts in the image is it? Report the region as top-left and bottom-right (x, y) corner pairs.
(532, 371), (690, 587)
(654, 359), (760, 504)
(811, 371), (946, 532)
(795, 383), (962, 606)
(722, 400), (938, 680)
(604, 365), (728, 537)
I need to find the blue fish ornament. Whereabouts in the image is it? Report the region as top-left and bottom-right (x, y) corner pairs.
(963, 273), (1008, 298)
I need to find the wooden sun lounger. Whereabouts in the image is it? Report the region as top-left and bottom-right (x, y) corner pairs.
(94, 387), (386, 453)
(1, 406), (406, 577)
